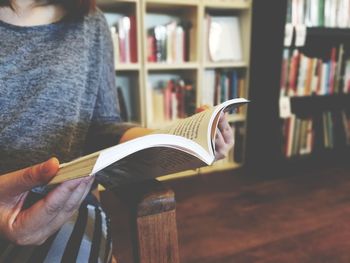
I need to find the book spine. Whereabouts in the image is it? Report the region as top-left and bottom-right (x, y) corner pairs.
(147, 31), (156, 62)
(129, 15), (138, 63)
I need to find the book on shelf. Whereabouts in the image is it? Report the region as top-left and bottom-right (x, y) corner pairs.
(341, 111), (350, 145)
(288, 0), (350, 27)
(280, 45), (350, 97)
(206, 14), (243, 62)
(147, 21), (192, 63)
(283, 114), (314, 158)
(147, 78), (196, 124)
(345, 59), (350, 93)
(47, 98), (248, 189)
(282, 110), (350, 158)
(203, 69), (245, 109)
(110, 15), (138, 64)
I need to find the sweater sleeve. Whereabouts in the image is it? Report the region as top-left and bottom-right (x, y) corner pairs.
(85, 12), (137, 153)
(91, 11), (121, 124)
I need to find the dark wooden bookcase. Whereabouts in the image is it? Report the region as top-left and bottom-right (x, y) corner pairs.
(244, 0), (287, 173)
(245, 0), (350, 174)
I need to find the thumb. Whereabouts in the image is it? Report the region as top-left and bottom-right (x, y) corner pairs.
(1, 158), (60, 196)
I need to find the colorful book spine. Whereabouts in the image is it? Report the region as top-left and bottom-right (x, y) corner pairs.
(282, 110), (350, 158)
(147, 21), (191, 63)
(110, 15), (138, 64)
(150, 79), (196, 123)
(288, 0), (350, 27)
(280, 46), (348, 97)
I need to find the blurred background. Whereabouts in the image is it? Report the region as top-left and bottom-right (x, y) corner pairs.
(98, 0), (350, 262)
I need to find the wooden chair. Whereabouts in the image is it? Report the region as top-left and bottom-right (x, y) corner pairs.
(100, 180), (180, 263)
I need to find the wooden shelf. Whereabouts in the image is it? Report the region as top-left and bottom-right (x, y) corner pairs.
(115, 63), (141, 71)
(199, 162), (242, 174)
(158, 162), (242, 181)
(98, 0), (137, 10)
(157, 168), (200, 181)
(270, 0), (350, 170)
(290, 94), (350, 116)
(203, 61), (248, 69)
(99, 0), (253, 178)
(306, 27), (350, 38)
(146, 62), (200, 71)
(145, 0), (199, 6)
(203, 0), (251, 10)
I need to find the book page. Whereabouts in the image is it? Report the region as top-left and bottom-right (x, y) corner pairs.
(48, 133), (212, 186)
(154, 98), (249, 155)
(48, 98), (248, 186)
(48, 152), (99, 185)
(154, 109), (215, 153)
(96, 146), (208, 189)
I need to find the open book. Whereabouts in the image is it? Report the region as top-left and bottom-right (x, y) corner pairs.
(49, 98), (248, 189)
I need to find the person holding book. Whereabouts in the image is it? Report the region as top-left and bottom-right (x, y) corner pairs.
(0, 0), (235, 261)
(0, 0), (124, 261)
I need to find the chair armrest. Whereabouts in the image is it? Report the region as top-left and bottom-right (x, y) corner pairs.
(100, 180), (180, 263)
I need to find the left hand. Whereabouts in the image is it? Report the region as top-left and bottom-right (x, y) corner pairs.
(0, 158), (95, 245)
(214, 112), (234, 160)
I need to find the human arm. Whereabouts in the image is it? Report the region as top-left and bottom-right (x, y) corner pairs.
(0, 158), (94, 245)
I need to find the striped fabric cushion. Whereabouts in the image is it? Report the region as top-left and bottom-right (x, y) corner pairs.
(0, 197), (112, 263)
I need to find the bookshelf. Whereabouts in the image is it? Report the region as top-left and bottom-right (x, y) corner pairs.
(244, 0), (350, 174)
(278, 0), (350, 165)
(98, 0), (253, 179)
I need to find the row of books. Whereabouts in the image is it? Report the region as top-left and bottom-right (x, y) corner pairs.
(202, 69), (246, 111)
(282, 111), (350, 158)
(286, 0), (350, 27)
(147, 21), (192, 63)
(108, 13), (244, 65)
(280, 45), (350, 97)
(110, 15), (138, 64)
(146, 79), (196, 124)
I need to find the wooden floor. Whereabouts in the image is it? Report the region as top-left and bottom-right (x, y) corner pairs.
(164, 163), (350, 263)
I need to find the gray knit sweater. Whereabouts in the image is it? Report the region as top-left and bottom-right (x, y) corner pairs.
(0, 10), (126, 174)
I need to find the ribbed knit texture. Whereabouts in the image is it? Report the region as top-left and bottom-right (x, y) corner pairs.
(0, 10), (124, 174)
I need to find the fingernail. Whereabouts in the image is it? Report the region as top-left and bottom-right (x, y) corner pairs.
(42, 158), (59, 175)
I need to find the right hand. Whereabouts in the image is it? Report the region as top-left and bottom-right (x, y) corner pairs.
(0, 158), (95, 245)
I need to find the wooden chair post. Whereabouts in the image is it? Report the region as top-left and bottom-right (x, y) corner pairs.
(100, 180), (180, 263)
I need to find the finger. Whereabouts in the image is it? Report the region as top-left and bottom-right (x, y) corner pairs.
(0, 158), (59, 196)
(218, 113), (234, 145)
(215, 129), (227, 160)
(43, 177), (95, 231)
(79, 176), (95, 204)
(21, 177), (95, 245)
(12, 177), (85, 235)
(59, 176), (94, 215)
